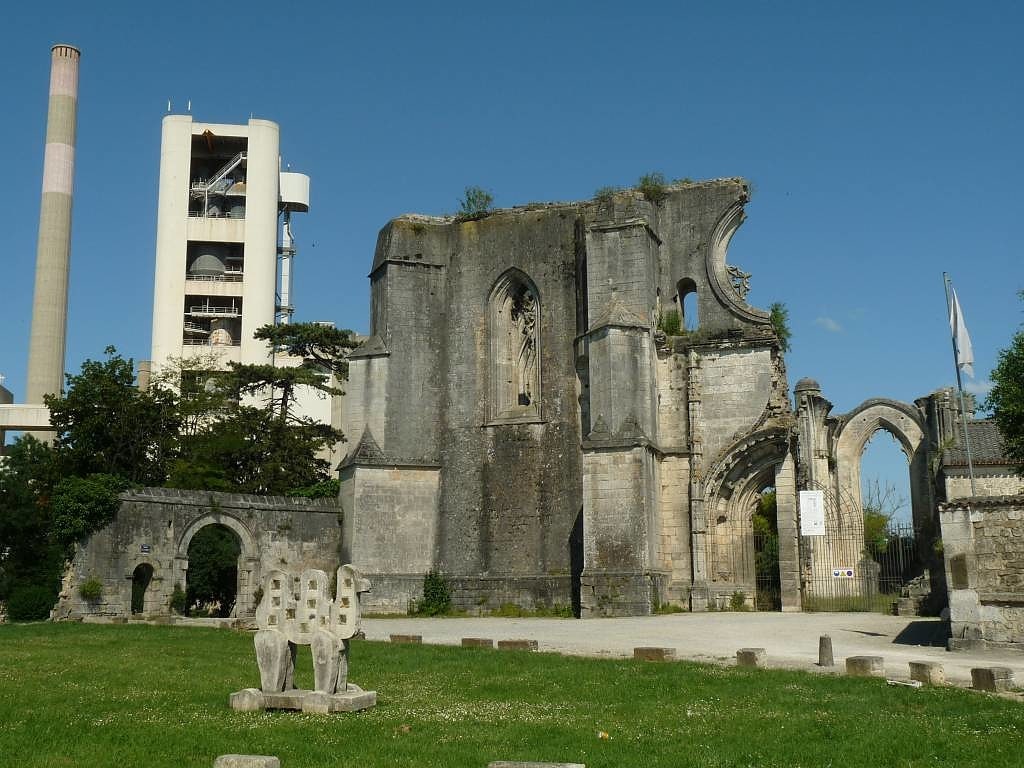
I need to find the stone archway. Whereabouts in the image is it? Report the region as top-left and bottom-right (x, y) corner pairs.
(174, 512), (259, 617)
(833, 399), (929, 534)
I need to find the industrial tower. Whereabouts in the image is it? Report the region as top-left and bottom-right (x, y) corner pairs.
(149, 116), (309, 376)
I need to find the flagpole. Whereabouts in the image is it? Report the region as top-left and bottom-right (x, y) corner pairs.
(943, 272), (978, 496)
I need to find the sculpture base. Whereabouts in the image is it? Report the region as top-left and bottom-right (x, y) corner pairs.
(230, 684), (377, 713)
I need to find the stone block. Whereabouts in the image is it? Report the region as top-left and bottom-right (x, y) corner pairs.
(908, 661), (945, 686)
(818, 635), (834, 667)
(462, 637), (494, 648)
(228, 688), (265, 713)
(736, 648), (766, 668)
(214, 756), (280, 768)
(254, 630), (294, 693)
(497, 639), (539, 651)
(845, 656), (885, 678)
(634, 647), (676, 661)
(390, 633), (422, 644)
(971, 666), (1016, 692)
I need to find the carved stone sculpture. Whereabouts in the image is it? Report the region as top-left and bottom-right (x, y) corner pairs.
(230, 565), (376, 713)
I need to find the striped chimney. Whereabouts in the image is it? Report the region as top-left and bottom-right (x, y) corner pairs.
(25, 44), (80, 409)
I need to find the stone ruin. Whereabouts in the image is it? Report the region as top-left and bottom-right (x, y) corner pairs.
(229, 565), (376, 713)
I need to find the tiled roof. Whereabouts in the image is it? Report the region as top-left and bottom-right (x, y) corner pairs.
(943, 420), (1011, 466)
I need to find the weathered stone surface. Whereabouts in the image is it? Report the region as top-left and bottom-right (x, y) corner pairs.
(971, 666), (1016, 692)
(634, 647), (676, 661)
(497, 639), (539, 651)
(845, 656), (885, 678)
(228, 688), (265, 713)
(908, 660), (945, 686)
(390, 633), (423, 644)
(818, 635), (834, 667)
(254, 630), (293, 693)
(311, 630), (342, 694)
(462, 637), (494, 649)
(736, 648), (766, 668)
(213, 756), (280, 768)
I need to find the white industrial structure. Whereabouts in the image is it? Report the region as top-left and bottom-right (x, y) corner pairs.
(149, 115), (310, 373)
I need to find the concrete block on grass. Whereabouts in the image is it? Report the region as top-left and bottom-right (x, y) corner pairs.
(390, 634), (422, 644)
(845, 656), (885, 678)
(214, 756), (280, 768)
(736, 648), (767, 668)
(634, 647), (676, 661)
(498, 639), (539, 651)
(228, 688), (265, 712)
(908, 661), (945, 686)
(971, 666), (1015, 692)
(462, 637), (494, 648)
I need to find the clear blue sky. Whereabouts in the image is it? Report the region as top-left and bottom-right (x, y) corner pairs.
(2, 2), (1022, 511)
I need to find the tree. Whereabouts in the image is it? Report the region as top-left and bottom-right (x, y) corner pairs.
(185, 525), (241, 617)
(986, 292), (1024, 470)
(46, 347), (180, 485)
(253, 323), (358, 379)
(769, 302), (792, 353)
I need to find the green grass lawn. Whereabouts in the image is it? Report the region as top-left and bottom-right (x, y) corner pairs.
(0, 623), (1021, 768)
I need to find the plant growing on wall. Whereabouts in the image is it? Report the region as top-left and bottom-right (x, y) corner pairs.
(636, 172), (668, 204)
(418, 571), (452, 616)
(769, 302), (792, 353)
(457, 186), (494, 220)
(78, 577), (103, 602)
(657, 309), (682, 337)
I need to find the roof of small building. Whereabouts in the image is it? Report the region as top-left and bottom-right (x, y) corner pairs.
(943, 419), (1012, 467)
(794, 377), (821, 393)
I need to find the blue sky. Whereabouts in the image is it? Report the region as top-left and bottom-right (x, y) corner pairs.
(2, 2), (1022, 511)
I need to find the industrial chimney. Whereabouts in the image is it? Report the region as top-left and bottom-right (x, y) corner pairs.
(25, 44), (80, 410)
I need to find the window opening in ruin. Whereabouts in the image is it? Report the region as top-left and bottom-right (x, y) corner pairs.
(184, 524), (241, 618)
(677, 278), (698, 330)
(131, 563), (154, 614)
(489, 270), (541, 421)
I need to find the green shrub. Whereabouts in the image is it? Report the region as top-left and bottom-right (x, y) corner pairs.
(636, 172), (668, 204)
(594, 185), (621, 204)
(78, 577), (103, 602)
(169, 583), (188, 615)
(729, 590), (749, 611)
(419, 570), (452, 616)
(7, 584), (56, 621)
(657, 309), (682, 337)
(769, 302), (792, 353)
(457, 186), (494, 220)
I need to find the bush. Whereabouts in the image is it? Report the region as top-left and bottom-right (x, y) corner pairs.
(657, 309), (682, 337)
(169, 583), (188, 615)
(769, 302), (792, 353)
(7, 584), (56, 621)
(729, 590), (749, 611)
(636, 172), (668, 204)
(78, 577), (103, 602)
(457, 186), (494, 220)
(419, 570), (452, 616)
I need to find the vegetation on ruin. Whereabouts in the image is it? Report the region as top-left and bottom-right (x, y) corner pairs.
(986, 290), (1024, 470)
(593, 185), (622, 204)
(456, 185), (494, 221)
(2, 623), (1023, 768)
(656, 308), (683, 337)
(77, 577), (103, 602)
(636, 171), (669, 204)
(769, 301), (792, 352)
(414, 570), (453, 616)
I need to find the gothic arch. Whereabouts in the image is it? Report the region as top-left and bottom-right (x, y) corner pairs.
(488, 269), (541, 422)
(832, 399), (930, 532)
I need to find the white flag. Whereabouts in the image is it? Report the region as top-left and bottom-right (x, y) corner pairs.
(949, 287), (974, 378)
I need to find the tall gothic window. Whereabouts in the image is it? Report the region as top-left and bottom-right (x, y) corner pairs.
(489, 269), (541, 421)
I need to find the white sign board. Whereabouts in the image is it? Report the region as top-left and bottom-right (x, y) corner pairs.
(799, 490), (826, 536)
(832, 568), (855, 579)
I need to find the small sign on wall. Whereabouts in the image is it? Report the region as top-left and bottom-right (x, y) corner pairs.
(832, 568), (855, 579)
(799, 490), (826, 536)
(140, 544), (151, 554)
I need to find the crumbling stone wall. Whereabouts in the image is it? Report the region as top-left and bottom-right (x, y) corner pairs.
(941, 495), (1024, 647)
(54, 488), (342, 620)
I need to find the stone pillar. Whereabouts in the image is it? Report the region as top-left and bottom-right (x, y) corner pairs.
(775, 450), (801, 611)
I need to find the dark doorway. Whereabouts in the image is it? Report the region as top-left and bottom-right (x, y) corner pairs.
(185, 524), (241, 617)
(569, 507), (584, 618)
(131, 563), (154, 614)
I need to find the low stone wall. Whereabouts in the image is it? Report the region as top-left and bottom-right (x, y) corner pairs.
(939, 494), (1024, 648)
(364, 572), (575, 615)
(54, 488), (342, 621)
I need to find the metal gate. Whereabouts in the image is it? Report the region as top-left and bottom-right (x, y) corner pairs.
(800, 523), (918, 612)
(753, 530), (781, 611)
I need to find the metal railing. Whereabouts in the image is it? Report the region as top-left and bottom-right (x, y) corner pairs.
(187, 305), (240, 316)
(182, 338), (240, 347)
(188, 209), (245, 219)
(185, 273), (244, 283)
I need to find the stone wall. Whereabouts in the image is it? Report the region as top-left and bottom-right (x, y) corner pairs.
(940, 495), (1024, 648)
(54, 488), (342, 620)
(944, 471), (1024, 502)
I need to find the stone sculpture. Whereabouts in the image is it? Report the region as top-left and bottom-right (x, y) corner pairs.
(229, 565), (376, 713)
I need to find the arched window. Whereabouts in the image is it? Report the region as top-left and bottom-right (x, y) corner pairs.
(490, 270), (541, 421)
(677, 278), (699, 330)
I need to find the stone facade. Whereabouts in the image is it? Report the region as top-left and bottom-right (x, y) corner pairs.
(940, 495), (1024, 648)
(341, 181), (800, 616)
(54, 488), (342, 620)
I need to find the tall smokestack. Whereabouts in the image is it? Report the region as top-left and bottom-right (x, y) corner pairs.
(25, 43), (80, 410)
